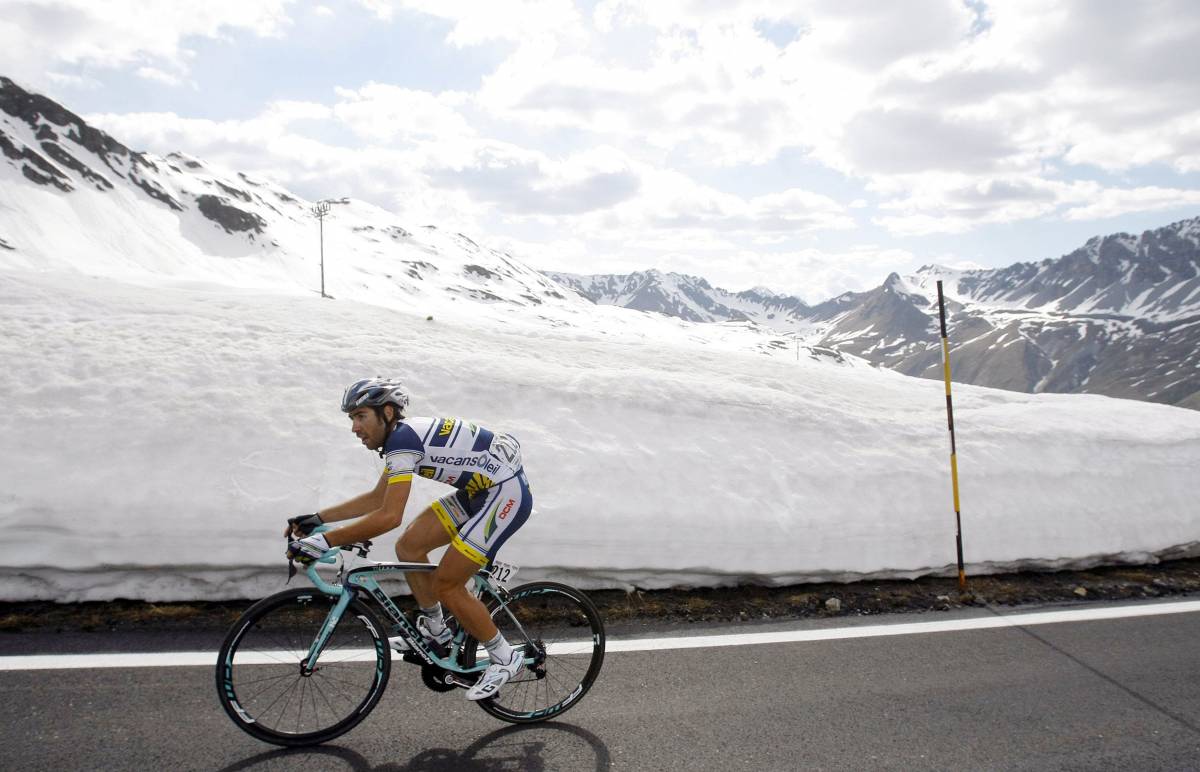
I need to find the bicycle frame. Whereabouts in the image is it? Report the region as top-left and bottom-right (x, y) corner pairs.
(297, 530), (528, 677)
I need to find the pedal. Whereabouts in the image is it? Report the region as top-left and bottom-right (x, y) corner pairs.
(421, 664), (472, 693)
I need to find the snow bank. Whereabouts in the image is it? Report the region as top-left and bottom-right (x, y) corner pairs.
(1, 269), (1199, 601)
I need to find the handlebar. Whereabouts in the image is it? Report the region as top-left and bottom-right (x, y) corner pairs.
(293, 524), (372, 596)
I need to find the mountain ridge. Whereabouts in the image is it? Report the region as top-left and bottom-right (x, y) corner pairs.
(548, 216), (1200, 409)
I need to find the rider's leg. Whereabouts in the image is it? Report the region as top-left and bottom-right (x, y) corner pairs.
(395, 508), (451, 610)
(432, 547), (499, 644)
(437, 547), (523, 701)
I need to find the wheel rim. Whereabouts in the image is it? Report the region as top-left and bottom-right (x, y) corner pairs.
(221, 593), (386, 740)
(482, 584), (604, 720)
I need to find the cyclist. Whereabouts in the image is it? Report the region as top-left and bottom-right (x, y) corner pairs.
(285, 378), (533, 701)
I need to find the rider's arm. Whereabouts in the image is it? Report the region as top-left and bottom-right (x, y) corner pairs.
(322, 477), (411, 547)
(314, 471), (388, 524)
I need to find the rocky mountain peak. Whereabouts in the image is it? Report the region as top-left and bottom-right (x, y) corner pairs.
(1, 76), (137, 170)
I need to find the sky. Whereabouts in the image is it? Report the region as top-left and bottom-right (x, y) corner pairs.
(3, 0), (1200, 302)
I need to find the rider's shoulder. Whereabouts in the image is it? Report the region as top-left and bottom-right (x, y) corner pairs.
(385, 417), (431, 453)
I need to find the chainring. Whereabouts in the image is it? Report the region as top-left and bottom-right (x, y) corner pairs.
(420, 663), (460, 693)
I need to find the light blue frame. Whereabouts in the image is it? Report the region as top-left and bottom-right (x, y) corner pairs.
(297, 527), (527, 676)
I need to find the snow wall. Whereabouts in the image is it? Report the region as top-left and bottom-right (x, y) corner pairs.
(1, 270), (1198, 601)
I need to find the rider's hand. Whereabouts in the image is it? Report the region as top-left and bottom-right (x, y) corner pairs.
(285, 513), (323, 539)
(287, 533), (331, 565)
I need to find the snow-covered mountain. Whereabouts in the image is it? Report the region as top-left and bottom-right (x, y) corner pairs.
(547, 268), (813, 326)
(816, 223), (1200, 410)
(955, 219), (1200, 320)
(556, 218), (1200, 409)
(0, 75), (573, 310)
(0, 76), (853, 362)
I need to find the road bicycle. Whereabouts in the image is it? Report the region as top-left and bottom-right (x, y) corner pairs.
(215, 527), (606, 746)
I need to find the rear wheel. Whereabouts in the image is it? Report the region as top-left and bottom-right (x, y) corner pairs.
(215, 588), (391, 746)
(465, 581), (605, 723)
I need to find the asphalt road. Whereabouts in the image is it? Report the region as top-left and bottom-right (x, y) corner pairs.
(2, 600), (1198, 771)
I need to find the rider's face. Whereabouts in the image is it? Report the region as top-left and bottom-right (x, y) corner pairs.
(349, 407), (387, 450)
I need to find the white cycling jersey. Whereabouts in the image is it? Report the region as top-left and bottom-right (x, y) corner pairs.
(382, 416), (523, 493)
(382, 416), (530, 567)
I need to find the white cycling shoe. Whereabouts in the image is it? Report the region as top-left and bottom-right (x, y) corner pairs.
(389, 615), (453, 654)
(465, 650), (524, 701)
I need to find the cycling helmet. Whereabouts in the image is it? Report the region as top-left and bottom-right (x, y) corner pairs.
(341, 378), (410, 414)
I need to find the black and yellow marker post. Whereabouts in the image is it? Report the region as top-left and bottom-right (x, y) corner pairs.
(936, 280), (966, 589)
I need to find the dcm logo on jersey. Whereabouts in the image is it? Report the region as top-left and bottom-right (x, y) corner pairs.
(483, 499), (517, 540)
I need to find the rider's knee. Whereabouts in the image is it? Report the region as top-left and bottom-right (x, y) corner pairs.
(394, 536), (423, 562)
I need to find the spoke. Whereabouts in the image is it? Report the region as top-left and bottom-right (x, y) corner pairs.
(296, 677), (310, 733)
(543, 663), (576, 697)
(310, 676), (327, 730)
(254, 623), (309, 658)
(238, 664), (305, 704)
(240, 674), (301, 705)
(313, 675), (343, 724)
(312, 670), (372, 690)
(312, 669), (365, 707)
(241, 647), (304, 667)
(261, 677), (301, 729)
(234, 670), (298, 688)
(311, 672), (356, 706)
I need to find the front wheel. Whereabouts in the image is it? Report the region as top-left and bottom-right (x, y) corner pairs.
(465, 581), (605, 723)
(215, 588), (391, 746)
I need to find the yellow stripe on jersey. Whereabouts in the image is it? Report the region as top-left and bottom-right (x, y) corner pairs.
(431, 500), (488, 566)
(432, 500), (459, 536)
(450, 535), (488, 566)
(387, 473), (412, 485)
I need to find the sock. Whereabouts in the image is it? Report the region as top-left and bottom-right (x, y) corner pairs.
(484, 632), (515, 664)
(421, 603), (446, 634)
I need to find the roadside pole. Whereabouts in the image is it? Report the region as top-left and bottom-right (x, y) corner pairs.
(936, 280), (966, 589)
(311, 201), (331, 298)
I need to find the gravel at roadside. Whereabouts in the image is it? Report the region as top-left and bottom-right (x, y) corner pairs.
(3, 558), (1198, 636)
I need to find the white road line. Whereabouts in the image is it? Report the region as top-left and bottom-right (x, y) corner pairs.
(2, 599), (1198, 671)
(605, 599), (1200, 652)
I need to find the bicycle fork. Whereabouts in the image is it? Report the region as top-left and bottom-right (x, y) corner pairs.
(301, 590), (355, 675)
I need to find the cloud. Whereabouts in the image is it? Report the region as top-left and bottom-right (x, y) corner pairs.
(357, 0), (586, 46)
(872, 175), (1070, 235)
(869, 174), (1200, 235)
(839, 108), (1019, 175)
(0, 0), (295, 89)
(1059, 186), (1200, 221)
(135, 66), (187, 87)
(852, 0), (1200, 224)
(426, 143), (642, 215)
(331, 83), (476, 143)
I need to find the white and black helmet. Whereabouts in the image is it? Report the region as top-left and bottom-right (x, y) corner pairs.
(341, 378), (410, 414)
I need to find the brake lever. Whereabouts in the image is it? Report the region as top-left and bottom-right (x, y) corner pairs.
(286, 535), (297, 584)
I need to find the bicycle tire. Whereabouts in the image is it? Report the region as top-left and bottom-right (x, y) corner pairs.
(464, 581), (605, 723)
(215, 588), (391, 746)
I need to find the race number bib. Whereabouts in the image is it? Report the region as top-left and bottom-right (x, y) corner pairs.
(490, 560), (519, 585)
